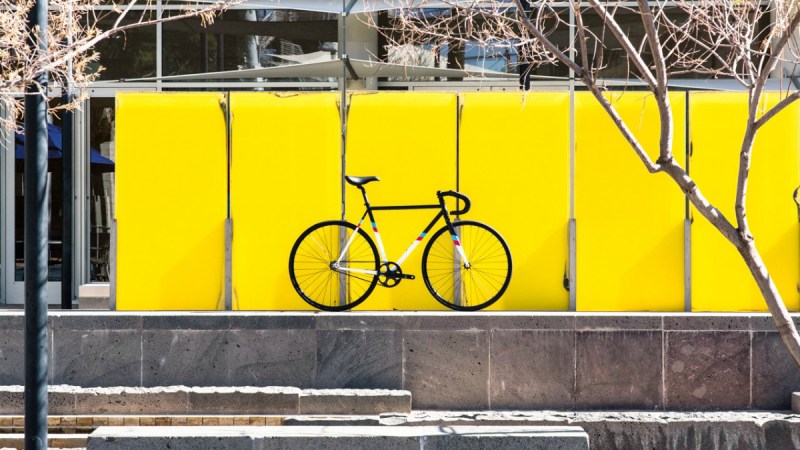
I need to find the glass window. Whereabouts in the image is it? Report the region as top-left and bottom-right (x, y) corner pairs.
(163, 9), (339, 80)
(88, 98), (115, 282)
(382, 7), (570, 79)
(87, 12), (158, 80)
(14, 100), (64, 282)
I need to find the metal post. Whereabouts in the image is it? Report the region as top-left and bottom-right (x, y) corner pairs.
(338, 0), (348, 305)
(684, 91), (692, 312)
(339, 1), (348, 221)
(61, 85), (74, 310)
(24, 0), (50, 444)
(568, 5), (577, 310)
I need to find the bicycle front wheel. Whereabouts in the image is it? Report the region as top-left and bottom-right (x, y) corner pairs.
(289, 220), (379, 311)
(421, 220), (512, 311)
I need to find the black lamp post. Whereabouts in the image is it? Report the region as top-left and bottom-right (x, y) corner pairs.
(24, 0), (50, 445)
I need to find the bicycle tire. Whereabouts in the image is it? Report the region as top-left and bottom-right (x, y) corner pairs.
(421, 220), (512, 311)
(289, 220), (379, 311)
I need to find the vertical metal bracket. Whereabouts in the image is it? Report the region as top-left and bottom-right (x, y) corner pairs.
(223, 92), (233, 311)
(109, 219), (117, 310)
(225, 218), (232, 311)
(568, 218), (576, 311)
(684, 218), (692, 312)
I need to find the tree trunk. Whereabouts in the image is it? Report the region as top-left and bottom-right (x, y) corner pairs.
(738, 239), (800, 367)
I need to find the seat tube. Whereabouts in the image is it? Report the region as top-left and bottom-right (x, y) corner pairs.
(366, 208), (388, 263)
(336, 210), (370, 265)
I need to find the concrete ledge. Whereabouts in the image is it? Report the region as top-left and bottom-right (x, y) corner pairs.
(299, 389), (411, 414)
(381, 410), (800, 450)
(87, 425), (589, 450)
(0, 433), (87, 450)
(78, 283), (110, 310)
(0, 386), (409, 416)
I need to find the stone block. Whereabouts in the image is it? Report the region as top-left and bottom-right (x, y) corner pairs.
(50, 313), (141, 331)
(74, 386), (190, 414)
(576, 314), (662, 331)
(48, 386), (78, 415)
(142, 314), (230, 330)
(404, 313), (491, 331)
(0, 330), (24, 385)
(50, 434), (88, 449)
(79, 297), (111, 310)
(228, 330), (315, 388)
(315, 330), (402, 389)
(751, 314), (778, 332)
(575, 331), (662, 409)
(0, 386), (76, 415)
(753, 333), (800, 409)
(283, 416), (382, 426)
(88, 427), (256, 450)
(298, 389), (411, 414)
(142, 331), (229, 387)
(52, 330), (142, 387)
(315, 313), (405, 331)
(229, 314), (315, 330)
(78, 284), (110, 309)
(487, 313), (575, 331)
(490, 330), (575, 409)
(187, 387), (300, 415)
(0, 388), (23, 414)
(663, 313), (750, 331)
(0, 314), (24, 330)
(403, 330), (490, 410)
(665, 331), (750, 409)
(87, 425), (589, 450)
(793, 393), (800, 413)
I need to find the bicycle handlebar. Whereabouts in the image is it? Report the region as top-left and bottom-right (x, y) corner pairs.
(440, 190), (471, 216)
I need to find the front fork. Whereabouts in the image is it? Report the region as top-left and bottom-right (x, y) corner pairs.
(438, 192), (471, 269)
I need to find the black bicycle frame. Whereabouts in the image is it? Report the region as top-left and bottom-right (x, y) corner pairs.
(344, 185), (467, 267)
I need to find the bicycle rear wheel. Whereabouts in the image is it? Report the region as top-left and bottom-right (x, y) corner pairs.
(421, 220), (512, 311)
(289, 220), (379, 311)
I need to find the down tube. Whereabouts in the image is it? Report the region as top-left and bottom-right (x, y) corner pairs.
(396, 212), (444, 266)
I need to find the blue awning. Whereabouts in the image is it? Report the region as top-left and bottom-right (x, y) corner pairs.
(13, 123), (115, 171)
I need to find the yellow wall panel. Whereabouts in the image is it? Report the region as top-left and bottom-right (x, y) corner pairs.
(575, 91), (686, 311)
(115, 93), (227, 310)
(345, 92), (457, 310)
(230, 92), (341, 310)
(459, 92), (570, 310)
(690, 92), (800, 311)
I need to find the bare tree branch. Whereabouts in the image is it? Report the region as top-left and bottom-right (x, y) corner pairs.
(378, 0), (800, 372)
(0, 0), (243, 129)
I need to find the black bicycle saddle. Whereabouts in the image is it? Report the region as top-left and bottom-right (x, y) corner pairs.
(345, 176), (380, 187)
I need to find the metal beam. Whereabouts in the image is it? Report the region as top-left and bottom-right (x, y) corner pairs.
(61, 87), (74, 310)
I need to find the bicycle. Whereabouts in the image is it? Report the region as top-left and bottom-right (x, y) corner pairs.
(288, 176), (512, 311)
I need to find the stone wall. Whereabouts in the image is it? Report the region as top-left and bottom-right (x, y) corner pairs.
(0, 312), (797, 410)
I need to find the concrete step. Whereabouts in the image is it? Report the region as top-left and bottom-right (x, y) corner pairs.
(0, 386), (411, 416)
(86, 425), (590, 450)
(0, 414), (285, 434)
(0, 433), (87, 450)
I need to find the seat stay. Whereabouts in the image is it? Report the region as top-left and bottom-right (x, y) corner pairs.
(335, 210), (372, 266)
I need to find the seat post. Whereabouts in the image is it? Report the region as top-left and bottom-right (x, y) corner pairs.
(358, 185), (371, 207)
